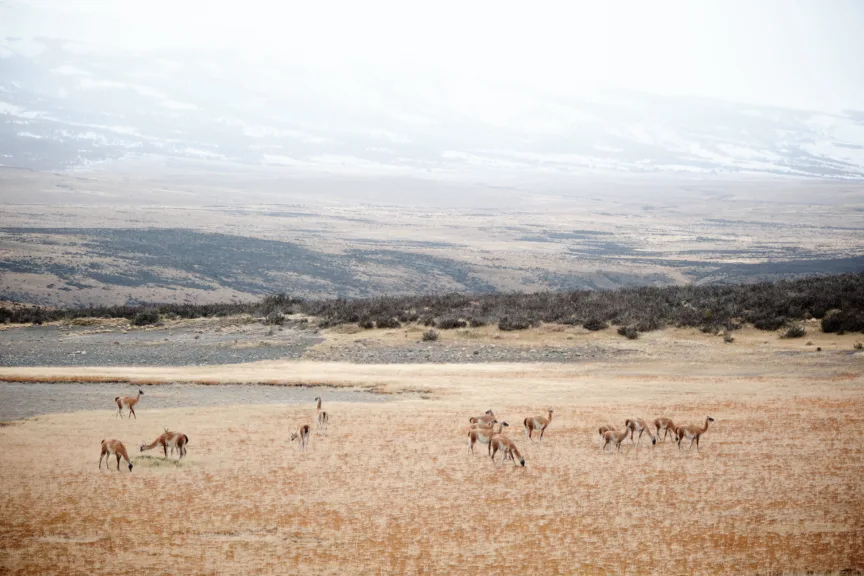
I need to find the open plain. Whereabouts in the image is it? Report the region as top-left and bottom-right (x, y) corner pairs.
(1, 324), (862, 575)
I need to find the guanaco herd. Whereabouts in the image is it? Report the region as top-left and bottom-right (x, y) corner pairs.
(100, 391), (330, 471)
(100, 386), (716, 472)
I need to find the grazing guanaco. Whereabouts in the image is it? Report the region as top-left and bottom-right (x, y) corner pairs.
(115, 389), (144, 419)
(601, 428), (630, 452)
(290, 424), (311, 452)
(99, 439), (133, 471)
(653, 417), (677, 442)
(140, 428), (189, 459)
(676, 416), (715, 452)
(598, 425), (616, 441)
(489, 435), (525, 466)
(468, 421), (508, 455)
(625, 418), (657, 446)
(314, 396), (329, 435)
(469, 409), (496, 425)
(524, 409), (553, 442)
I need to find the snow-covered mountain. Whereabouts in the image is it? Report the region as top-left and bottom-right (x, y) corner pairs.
(2, 36), (864, 179)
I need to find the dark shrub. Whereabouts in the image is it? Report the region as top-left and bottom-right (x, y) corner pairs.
(723, 331), (735, 344)
(422, 329), (439, 342)
(782, 324), (806, 338)
(583, 318), (608, 331)
(468, 317), (488, 327)
(358, 318), (374, 329)
(132, 309), (159, 326)
(499, 316), (532, 331)
(375, 316), (401, 329)
(853, 341), (863, 351)
(265, 311), (284, 325)
(753, 317), (786, 331)
(617, 325), (639, 339)
(821, 309), (864, 333)
(635, 317), (662, 332)
(436, 317), (467, 330)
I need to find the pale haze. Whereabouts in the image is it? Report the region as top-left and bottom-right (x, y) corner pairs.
(2, 0), (864, 179)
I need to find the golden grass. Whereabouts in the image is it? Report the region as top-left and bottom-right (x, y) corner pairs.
(1, 345), (863, 575)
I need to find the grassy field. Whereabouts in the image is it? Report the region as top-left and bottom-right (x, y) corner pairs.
(1, 335), (863, 575)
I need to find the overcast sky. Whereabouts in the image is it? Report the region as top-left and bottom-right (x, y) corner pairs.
(2, 0), (863, 114)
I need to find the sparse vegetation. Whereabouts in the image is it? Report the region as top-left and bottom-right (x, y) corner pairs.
(374, 316), (401, 329)
(498, 316), (533, 331)
(617, 325), (639, 339)
(421, 329), (439, 342)
(583, 318), (608, 331)
(782, 324), (807, 339)
(132, 309), (159, 326)
(723, 331), (735, 343)
(854, 341), (863, 351)
(435, 317), (467, 330)
(265, 311), (284, 325)
(1, 273), (863, 336)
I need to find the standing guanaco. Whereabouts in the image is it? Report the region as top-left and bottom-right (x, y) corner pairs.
(653, 417), (677, 442)
(524, 409), (553, 442)
(290, 424), (311, 452)
(489, 435), (525, 466)
(140, 429), (189, 459)
(468, 421), (508, 455)
(598, 425), (616, 441)
(676, 416), (715, 451)
(625, 418), (657, 446)
(115, 389), (144, 419)
(469, 409), (496, 425)
(99, 439), (133, 471)
(314, 396), (329, 435)
(601, 428), (631, 452)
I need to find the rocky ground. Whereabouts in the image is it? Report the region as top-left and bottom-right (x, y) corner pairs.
(0, 318), (644, 367)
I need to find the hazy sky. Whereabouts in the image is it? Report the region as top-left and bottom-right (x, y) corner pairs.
(2, 0), (863, 113)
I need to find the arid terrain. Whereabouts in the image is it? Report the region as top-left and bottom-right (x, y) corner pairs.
(3, 168), (863, 306)
(1, 321), (862, 575)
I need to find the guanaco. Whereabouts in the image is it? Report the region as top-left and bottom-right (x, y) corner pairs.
(314, 396), (329, 435)
(115, 389), (144, 419)
(653, 417), (677, 442)
(625, 418), (657, 446)
(468, 421), (508, 455)
(676, 416), (715, 452)
(99, 439), (133, 471)
(598, 424), (616, 441)
(524, 409), (553, 442)
(290, 424), (311, 452)
(489, 435), (525, 466)
(469, 409), (496, 425)
(140, 428), (189, 459)
(601, 428), (630, 452)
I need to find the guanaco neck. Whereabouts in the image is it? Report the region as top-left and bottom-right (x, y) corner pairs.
(700, 418), (711, 434)
(316, 399), (322, 411)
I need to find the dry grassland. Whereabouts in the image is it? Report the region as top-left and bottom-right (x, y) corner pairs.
(1, 346), (863, 575)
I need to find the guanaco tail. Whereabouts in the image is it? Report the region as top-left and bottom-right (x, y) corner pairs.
(290, 424), (311, 452)
(489, 434), (525, 466)
(601, 427), (630, 452)
(676, 416), (715, 452)
(524, 409), (553, 441)
(115, 389), (144, 419)
(140, 428), (189, 459)
(314, 396), (329, 435)
(99, 439), (133, 471)
(653, 417), (677, 442)
(625, 418), (657, 446)
(468, 421), (508, 455)
(469, 409), (496, 425)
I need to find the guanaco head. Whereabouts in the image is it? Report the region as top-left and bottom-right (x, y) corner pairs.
(518, 454), (525, 466)
(139, 444), (146, 452)
(500, 422), (509, 427)
(314, 396), (321, 402)
(128, 462), (133, 471)
(290, 432), (298, 441)
(138, 389), (144, 396)
(707, 416), (715, 422)
(485, 409), (494, 416)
